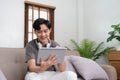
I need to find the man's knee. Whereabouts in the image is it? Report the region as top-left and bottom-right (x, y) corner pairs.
(25, 72), (42, 80)
(63, 71), (77, 80)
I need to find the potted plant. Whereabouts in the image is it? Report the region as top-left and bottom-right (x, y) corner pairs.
(66, 39), (114, 61)
(107, 23), (120, 42)
(107, 23), (120, 50)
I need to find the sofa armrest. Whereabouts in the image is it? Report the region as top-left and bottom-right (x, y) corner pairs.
(100, 64), (117, 80)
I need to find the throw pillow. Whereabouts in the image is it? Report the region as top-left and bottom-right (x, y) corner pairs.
(70, 56), (109, 80)
(65, 56), (76, 73)
(0, 69), (7, 80)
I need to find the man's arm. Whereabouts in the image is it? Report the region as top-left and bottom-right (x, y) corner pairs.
(28, 55), (58, 73)
(27, 59), (49, 73)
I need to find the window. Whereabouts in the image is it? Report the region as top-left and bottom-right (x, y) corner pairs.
(24, 1), (55, 46)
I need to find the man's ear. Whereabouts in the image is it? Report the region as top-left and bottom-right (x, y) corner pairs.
(34, 30), (37, 34)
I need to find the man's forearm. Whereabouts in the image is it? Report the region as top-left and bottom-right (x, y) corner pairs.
(57, 61), (66, 72)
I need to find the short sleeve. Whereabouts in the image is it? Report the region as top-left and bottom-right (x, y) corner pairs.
(50, 40), (60, 47)
(25, 44), (36, 63)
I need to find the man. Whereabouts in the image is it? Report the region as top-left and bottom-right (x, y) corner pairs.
(25, 18), (77, 80)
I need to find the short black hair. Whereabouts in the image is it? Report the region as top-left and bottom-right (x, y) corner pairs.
(33, 18), (51, 30)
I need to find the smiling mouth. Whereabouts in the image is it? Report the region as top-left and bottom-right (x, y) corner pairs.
(41, 37), (47, 40)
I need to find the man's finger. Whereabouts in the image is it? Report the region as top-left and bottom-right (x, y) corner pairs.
(47, 54), (53, 60)
(40, 56), (43, 62)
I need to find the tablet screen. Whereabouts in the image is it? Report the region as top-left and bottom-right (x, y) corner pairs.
(37, 48), (67, 64)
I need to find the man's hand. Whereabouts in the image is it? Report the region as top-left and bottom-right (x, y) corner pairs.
(40, 54), (58, 71)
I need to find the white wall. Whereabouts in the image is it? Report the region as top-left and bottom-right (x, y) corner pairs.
(0, 0), (24, 48)
(83, 0), (120, 47)
(82, 0), (120, 64)
(78, 0), (84, 42)
(0, 0), (78, 48)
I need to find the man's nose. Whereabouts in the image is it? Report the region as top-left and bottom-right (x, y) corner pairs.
(41, 32), (45, 36)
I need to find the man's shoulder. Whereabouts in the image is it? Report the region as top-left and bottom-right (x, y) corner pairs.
(26, 39), (37, 47)
(50, 40), (60, 47)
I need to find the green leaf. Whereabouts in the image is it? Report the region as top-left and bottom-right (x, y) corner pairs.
(66, 39), (115, 61)
(107, 23), (120, 42)
(93, 47), (114, 61)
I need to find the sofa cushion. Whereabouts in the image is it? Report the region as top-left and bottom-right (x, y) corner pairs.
(0, 48), (27, 80)
(70, 56), (109, 80)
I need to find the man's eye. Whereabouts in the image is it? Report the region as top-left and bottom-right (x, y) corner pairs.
(44, 31), (47, 33)
(44, 30), (48, 33)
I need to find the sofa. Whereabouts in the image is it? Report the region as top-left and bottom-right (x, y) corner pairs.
(0, 48), (117, 80)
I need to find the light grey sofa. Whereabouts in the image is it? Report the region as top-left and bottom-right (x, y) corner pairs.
(0, 48), (117, 80)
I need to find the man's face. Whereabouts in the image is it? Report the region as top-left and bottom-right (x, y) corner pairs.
(35, 24), (51, 44)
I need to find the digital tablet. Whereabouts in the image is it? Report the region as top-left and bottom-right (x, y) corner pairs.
(37, 48), (67, 64)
